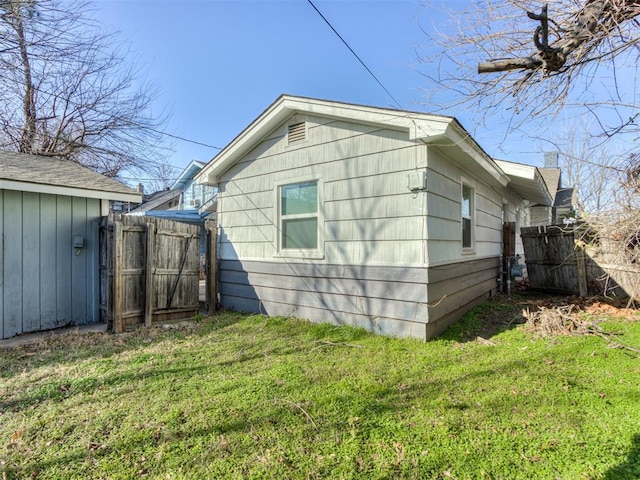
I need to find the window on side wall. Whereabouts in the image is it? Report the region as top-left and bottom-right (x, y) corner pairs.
(277, 180), (323, 258)
(462, 183), (474, 250)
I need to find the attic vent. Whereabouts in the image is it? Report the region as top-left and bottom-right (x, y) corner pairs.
(288, 122), (306, 144)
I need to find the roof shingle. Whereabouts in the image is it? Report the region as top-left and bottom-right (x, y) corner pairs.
(0, 150), (140, 200)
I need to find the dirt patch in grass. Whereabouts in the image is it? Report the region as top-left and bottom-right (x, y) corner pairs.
(461, 291), (639, 345)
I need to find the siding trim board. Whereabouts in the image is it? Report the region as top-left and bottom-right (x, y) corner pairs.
(218, 257), (498, 341)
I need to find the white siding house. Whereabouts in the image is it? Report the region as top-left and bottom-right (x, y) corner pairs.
(197, 95), (550, 340)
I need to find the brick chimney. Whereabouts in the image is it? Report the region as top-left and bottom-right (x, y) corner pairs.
(544, 151), (559, 168)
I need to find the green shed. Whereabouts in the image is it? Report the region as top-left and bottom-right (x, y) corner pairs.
(0, 151), (141, 339)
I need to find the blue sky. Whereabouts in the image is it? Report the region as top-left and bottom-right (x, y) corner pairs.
(92, 0), (548, 183)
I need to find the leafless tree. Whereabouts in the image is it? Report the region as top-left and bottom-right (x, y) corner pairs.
(145, 163), (180, 194)
(419, 0), (640, 223)
(543, 121), (629, 213)
(0, 0), (172, 178)
(420, 1), (640, 138)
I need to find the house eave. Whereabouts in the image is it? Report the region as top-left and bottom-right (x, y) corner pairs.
(494, 159), (554, 206)
(0, 179), (143, 203)
(421, 124), (510, 188)
(171, 160), (206, 190)
(195, 95), (475, 186)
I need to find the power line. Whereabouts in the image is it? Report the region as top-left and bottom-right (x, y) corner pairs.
(307, 0), (404, 110)
(143, 126), (223, 150)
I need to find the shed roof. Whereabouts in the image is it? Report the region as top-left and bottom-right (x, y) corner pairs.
(195, 94), (510, 188)
(0, 150), (142, 202)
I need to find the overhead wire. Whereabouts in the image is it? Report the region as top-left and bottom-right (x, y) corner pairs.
(306, 0), (499, 166)
(306, 0), (404, 110)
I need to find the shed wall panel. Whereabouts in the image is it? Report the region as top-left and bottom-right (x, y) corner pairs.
(72, 197), (88, 324)
(56, 195), (73, 326)
(40, 195), (58, 328)
(0, 190), (102, 339)
(3, 190), (23, 338)
(0, 193), (3, 335)
(22, 192), (41, 332)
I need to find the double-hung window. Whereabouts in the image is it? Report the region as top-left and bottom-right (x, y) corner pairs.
(278, 180), (321, 256)
(462, 183), (474, 250)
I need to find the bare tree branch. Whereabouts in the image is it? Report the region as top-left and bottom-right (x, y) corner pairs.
(479, 1), (640, 74)
(0, 0), (173, 180)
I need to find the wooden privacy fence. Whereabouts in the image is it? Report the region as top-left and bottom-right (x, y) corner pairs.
(100, 215), (217, 333)
(521, 225), (588, 296)
(521, 224), (639, 300)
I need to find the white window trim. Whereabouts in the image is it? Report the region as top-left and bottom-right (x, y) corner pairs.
(461, 178), (476, 253)
(274, 176), (324, 260)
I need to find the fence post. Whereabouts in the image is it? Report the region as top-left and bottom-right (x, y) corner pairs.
(576, 242), (589, 297)
(113, 220), (124, 333)
(206, 222), (217, 314)
(144, 222), (156, 327)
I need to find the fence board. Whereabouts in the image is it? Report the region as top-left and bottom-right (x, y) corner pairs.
(113, 221), (125, 332)
(144, 222), (155, 327)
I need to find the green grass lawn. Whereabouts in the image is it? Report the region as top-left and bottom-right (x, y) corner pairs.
(1, 295), (639, 479)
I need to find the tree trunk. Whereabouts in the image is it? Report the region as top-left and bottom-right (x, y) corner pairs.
(11, 2), (37, 153)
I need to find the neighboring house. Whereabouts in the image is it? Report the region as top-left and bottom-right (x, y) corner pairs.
(0, 150), (142, 339)
(537, 152), (577, 224)
(128, 187), (182, 214)
(173, 160), (217, 212)
(196, 95), (552, 340)
(128, 160), (217, 260)
(501, 152), (577, 226)
(494, 158), (555, 256)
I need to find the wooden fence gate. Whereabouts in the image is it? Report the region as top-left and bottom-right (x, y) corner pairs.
(99, 215), (214, 333)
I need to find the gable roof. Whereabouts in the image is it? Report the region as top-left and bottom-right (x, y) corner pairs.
(172, 160), (206, 190)
(195, 94), (510, 188)
(494, 159), (554, 206)
(128, 188), (182, 214)
(0, 150), (142, 202)
(539, 167), (561, 200)
(554, 187), (576, 208)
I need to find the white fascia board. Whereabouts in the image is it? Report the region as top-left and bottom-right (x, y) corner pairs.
(534, 169), (554, 205)
(494, 160), (536, 180)
(422, 121), (510, 187)
(449, 123), (510, 187)
(285, 96), (451, 137)
(494, 159), (553, 205)
(0, 179), (143, 202)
